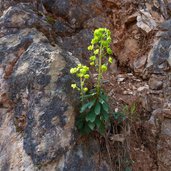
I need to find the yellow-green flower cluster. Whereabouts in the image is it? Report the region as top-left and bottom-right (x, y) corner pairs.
(88, 28), (113, 72)
(70, 64), (89, 92)
(89, 55), (96, 66)
(108, 57), (113, 64)
(70, 64), (89, 78)
(101, 64), (107, 72)
(88, 28), (112, 53)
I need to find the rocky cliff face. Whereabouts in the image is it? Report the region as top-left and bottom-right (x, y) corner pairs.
(1, 0), (171, 171)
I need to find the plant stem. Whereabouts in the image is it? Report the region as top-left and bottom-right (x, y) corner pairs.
(97, 43), (102, 95)
(80, 77), (84, 104)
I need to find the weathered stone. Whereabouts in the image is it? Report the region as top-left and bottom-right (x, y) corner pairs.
(137, 9), (157, 33)
(146, 18), (171, 70)
(159, 19), (171, 31)
(143, 0), (166, 21)
(158, 116), (171, 171)
(114, 37), (139, 66)
(83, 14), (111, 29)
(63, 140), (109, 171)
(42, 0), (107, 60)
(0, 1), (79, 171)
(147, 37), (171, 68)
(137, 85), (149, 92)
(0, 0), (16, 16)
(53, 18), (74, 36)
(42, 0), (103, 29)
(148, 76), (163, 90)
(58, 29), (93, 59)
(0, 26), (77, 169)
(133, 55), (147, 73)
(141, 95), (152, 112)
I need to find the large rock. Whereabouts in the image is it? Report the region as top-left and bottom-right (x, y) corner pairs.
(0, 3), (75, 169)
(0, 2), (109, 170)
(144, 14), (171, 171)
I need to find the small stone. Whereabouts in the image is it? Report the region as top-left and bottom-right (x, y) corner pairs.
(137, 85), (149, 92)
(127, 73), (133, 76)
(133, 55), (147, 73)
(117, 77), (125, 82)
(123, 90), (134, 95)
(116, 74), (126, 82)
(148, 77), (163, 90)
(110, 134), (125, 143)
(125, 12), (138, 25)
(115, 108), (118, 112)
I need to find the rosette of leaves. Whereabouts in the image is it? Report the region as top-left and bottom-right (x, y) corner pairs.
(76, 89), (110, 135)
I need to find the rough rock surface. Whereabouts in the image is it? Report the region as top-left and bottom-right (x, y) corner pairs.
(0, 2), (108, 171)
(1, 0), (171, 171)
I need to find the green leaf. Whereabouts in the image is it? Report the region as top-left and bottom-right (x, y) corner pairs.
(113, 112), (119, 119)
(99, 108), (109, 121)
(102, 110), (109, 121)
(95, 118), (101, 128)
(102, 102), (109, 113)
(125, 167), (132, 171)
(88, 99), (96, 109)
(86, 110), (96, 122)
(113, 112), (126, 124)
(80, 99), (96, 113)
(80, 103), (90, 113)
(98, 123), (105, 135)
(95, 102), (101, 115)
(100, 91), (108, 101)
(88, 122), (95, 130)
(99, 98), (105, 104)
(83, 92), (96, 99)
(80, 124), (91, 135)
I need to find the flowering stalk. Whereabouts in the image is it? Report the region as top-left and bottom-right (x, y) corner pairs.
(88, 28), (113, 95)
(70, 64), (89, 103)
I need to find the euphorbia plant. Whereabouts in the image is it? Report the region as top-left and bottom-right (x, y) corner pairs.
(70, 28), (113, 135)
